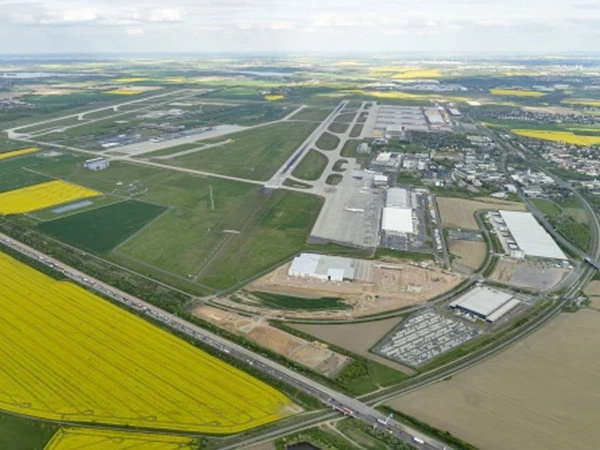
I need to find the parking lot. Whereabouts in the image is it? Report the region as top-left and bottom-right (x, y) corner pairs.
(374, 309), (483, 367)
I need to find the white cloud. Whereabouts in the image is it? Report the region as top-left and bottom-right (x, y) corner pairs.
(126, 27), (144, 35)
(148, 8), (182, 23)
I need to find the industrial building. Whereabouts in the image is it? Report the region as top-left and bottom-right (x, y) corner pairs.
(372, 105), (429, 137)
(370, 152), (401, 172)
(288, 253), (358, 282)
(381, 207), (414, 234)
(499, 211), (566, 260)
(83, 157), (110, 171)
(449, 286), (522, 323)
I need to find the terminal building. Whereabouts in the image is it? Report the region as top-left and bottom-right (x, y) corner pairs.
(449, 286), (522, 323)
(288, 253), (359, 282)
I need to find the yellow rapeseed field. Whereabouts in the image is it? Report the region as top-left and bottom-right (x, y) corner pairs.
(562, 99), (600, 107)
(45, 428), (196, 450)
(0, 180), (101, 215)
(264, 94), (285, 101)
(0, 251), (291, 433)
(512, 129), (600, 146)
(105, 89), (142, 95)
(0, 147), (39, 160)
(112, 77), (149, 83)
(490, 89), (544, 97)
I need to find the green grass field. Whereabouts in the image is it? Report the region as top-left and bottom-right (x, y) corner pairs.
(0, 156), (50, 193)
(332, 159), (348, 172)
(251, 291), (349, 310)
(350, 123), (364, 137)
(38, 200), (167, 253)
(328, 122), (349, 134)
(289, 106), (334, 122)
(33, 159), (324, 290)
(168, 121), (318, 181)
(291, 149), (328, 181)
(531, 198), (561, 217)
(0, 412), (57, 450)
(334, 111), (357, 123)
(315, 132), (340, 151)
(325, 174), (343, 185)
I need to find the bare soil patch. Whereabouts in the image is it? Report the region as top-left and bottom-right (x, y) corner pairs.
(240, 260), (463, 319)
(437, 197), (527, 230)
(387, 310), (600, 450)
(584, 280), (600, 297)
(491, 258), (569, 291)
(449, 240), (487, 271)
(291, 318), (416, 375)
(194, 306), (350, 377)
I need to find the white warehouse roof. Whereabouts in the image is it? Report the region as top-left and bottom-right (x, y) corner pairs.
(449, 286), (520, 322)
(289, 253), (356, 281)
(382, 207), (414, 234)
(499, 211), (566, 260)
(386, 188), (411, 209)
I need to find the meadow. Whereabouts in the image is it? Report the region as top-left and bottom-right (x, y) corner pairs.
(45, 428), (198, 450)
(315, 132), (340, 151)
(0, 180), (101, 215)
(512, 129), (600, 146)
(0, 251), (291, 433)
(436, 197), (527, 230)
(289, 107), (335, 122)
(38, 200), (167, 253)
(167, 122), (318, 181)
(291, 149), (328, 181)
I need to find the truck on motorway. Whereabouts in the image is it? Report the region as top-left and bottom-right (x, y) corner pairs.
(413, 437), (425, 444)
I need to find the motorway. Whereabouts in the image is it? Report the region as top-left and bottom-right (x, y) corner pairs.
(0, 231), (444, 450)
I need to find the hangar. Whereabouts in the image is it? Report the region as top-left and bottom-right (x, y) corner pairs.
(449, 286), (521, 323)
(288, 253), (357, 282)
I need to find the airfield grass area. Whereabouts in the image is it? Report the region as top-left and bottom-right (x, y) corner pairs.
(0, 155), (52, 193)
(387, 309), (600, 450)
(38, 200), (167, 253)
(45, 428), (198, 450)
(289, 107), (334, 122)
(436, 197), (527, 230)
(315, 132), (340, 151)
(33, 160), (322, 290)
(328, 122), (349, 134)
(291, 149), (328, 181)
(0, 180), (101, 215)
(30, 160), (321, 289)
(350, 124), (363, 138)
(0, 251), (292, 433)
(167, 121), (318, 181)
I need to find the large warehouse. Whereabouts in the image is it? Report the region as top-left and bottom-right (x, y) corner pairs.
(449, 286), (521, 323)
(499, 211), (566, 260)
(382, 208), (414, 234)
(288, 253), (357, 282)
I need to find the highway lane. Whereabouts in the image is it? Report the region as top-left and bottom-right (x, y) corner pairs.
(0, 232), (446, 450)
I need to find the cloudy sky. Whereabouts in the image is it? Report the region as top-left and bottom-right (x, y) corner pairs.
(1, 0), (599, 54)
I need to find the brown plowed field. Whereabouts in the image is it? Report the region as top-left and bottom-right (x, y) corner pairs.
(387, 310), (600, 450)
(437, 197), (526, 230)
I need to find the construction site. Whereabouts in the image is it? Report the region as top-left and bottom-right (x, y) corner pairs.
(231, 256), (464, 319)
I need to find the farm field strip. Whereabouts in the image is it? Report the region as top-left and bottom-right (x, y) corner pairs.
(0, 180), (101, 215)
(45, 427), (196, 450)
(512, 129), (600, 146)
(0, 147), (40, 160)
(0, 251), (291, 433)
